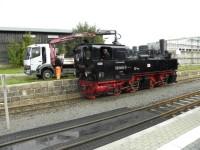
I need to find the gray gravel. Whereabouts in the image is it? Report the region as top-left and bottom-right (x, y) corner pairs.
(0, 80), (200, 136)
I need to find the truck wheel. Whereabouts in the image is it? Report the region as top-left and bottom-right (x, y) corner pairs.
(42, 69), (53, 80)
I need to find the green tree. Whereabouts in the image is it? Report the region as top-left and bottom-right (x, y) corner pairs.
(73, 22), (104, 44)
(57, 43), (66, 55)
(7, 42), (21, 66)
(8, 33), (34, 66)
(59, 22), (104, 57)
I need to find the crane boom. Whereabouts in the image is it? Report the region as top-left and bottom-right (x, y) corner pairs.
(49, 32), (96, 44)
(49, 30), (118, 44)
(49, 32), (96, 65)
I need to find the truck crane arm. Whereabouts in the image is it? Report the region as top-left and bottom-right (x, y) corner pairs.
(49, 30), (119, 44)
(49, 30), (120, 65)
(49, 32), (96, 44)
(49, 32), (96, 65)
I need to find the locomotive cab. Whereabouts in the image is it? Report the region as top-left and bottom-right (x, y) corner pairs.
(74, 44), (129, 81)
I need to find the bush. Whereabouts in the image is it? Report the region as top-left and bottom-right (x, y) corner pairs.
(7, 33), (33, 66)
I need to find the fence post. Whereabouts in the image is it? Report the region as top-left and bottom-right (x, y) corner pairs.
(1, 75), (10, 129)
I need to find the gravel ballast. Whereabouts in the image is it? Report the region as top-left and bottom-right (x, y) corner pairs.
(0, 80), (200, 136)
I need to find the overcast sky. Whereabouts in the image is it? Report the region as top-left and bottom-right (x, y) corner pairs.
(1, 0), (200, 46)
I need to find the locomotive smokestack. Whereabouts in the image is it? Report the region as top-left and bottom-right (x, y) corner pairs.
(159, 39), (167, 55)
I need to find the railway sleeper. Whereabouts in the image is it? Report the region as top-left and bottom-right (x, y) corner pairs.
(183, 98), (199, 102)
(178, 100), (194, 105)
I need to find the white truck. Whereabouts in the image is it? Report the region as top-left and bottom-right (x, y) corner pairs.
(24, 43), (74, 79)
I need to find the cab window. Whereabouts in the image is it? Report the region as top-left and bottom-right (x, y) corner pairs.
(74, 46), (83, 62)
(92, 47), (100, 60)
(31, 47), (40, 58)
(83, 47), (91, 60)
(100, 47), (112, 60)
(42, 47), (46, 63)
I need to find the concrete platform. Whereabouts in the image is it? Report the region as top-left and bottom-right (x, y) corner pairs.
(96, 107), (200, 150)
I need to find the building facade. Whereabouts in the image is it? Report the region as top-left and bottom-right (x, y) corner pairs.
(0, 27), (72, 64)
(148, 37), (200, 65)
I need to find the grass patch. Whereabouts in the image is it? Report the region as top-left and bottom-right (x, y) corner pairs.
(0, 67), (23, 74)
(178, 65), (200, 71)
(5, 76), (38, 85)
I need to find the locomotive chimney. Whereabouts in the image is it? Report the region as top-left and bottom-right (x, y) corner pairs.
(159, 39), (167, 55)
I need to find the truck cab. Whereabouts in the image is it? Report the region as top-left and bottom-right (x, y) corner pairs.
(24, 44), (74, 79)
(24, 44), (51, 75)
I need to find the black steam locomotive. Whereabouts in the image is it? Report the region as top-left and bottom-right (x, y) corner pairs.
(74, 31), (178, 99)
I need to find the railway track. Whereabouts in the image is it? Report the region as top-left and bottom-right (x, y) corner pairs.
(0, 75), (199, 116)
(147, 90), (200, 116)
(0, 90), (200, 150)
(177, 75), (200, 83)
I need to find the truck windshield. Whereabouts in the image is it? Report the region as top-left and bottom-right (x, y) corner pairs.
(24, 47), (31, 60)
